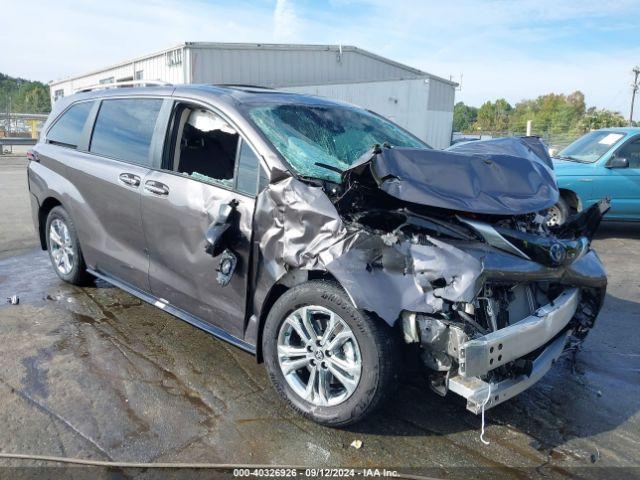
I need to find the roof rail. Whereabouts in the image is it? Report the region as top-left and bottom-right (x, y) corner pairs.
(75, 79), (172, 93)
(215, 84), (274, 90)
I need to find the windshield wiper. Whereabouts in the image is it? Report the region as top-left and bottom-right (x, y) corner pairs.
(557, 155), (588, 163)
(314, 162), (343, 174)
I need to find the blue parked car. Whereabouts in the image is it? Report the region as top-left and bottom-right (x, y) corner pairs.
(549, 127), (640, 225)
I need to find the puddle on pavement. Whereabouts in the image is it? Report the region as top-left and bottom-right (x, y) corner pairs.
(21, 346), (53, 399)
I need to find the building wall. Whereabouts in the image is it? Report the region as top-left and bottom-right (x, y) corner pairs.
(425, 78), (456, 148)
(188, 44), (424, 87)
(49, 47), (186, 103)
(48, 43), (456, 147)
(285, 77), (455, 148)
(424, 109), (454, 149)
(283, 79), (429, 142)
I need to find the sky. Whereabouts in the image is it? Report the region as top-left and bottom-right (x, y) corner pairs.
(2, 0), (640, 118)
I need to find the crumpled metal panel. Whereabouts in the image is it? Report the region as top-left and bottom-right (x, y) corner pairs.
(325, 236), (483, 322)
(357, 144), (558, 215)
(552, 197), (611, 240)
(409, 238), (483, 302)
(447, 136), (554, 169)
(250, 137), (605, 329)
(416, 316), (468, 371)
(254, 176), (363, 279)
(252, 176), (484, 324)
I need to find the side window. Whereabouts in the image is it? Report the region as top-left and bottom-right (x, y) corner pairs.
(235, 140), (260, 195)
(617, 138), (640, 168)
(171, 106), (239, 189)
(259, 165), (269, 192)
(47, 101), (94, 149)
(90, 98), (163, 166)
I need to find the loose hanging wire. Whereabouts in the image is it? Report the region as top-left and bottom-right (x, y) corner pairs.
(479, 384), (492, 445)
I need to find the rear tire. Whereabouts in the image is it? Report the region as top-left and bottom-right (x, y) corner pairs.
(262, 280), (399, 427)
(45, 206), (92, 285)
(547, 197), (570, 227)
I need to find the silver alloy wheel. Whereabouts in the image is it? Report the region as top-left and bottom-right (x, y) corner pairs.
(546, 204), (563, 227)
(277, 305), (362, 407)
(49, 218), (75, 275)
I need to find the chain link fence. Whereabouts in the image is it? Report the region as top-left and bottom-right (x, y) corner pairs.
(0, 114), (46, 154)
(452, 129), (581, 154)
(0, 113), (46, 139)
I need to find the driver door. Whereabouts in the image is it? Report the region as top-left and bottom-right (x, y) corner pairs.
(140, 102), (262, 337)
(593, 136), (640, 219)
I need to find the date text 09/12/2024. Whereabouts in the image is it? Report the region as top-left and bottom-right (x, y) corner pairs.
(232, 468), (399, 477)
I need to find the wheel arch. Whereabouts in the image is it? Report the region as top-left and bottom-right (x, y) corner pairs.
(559, 188), (582, 213)
(254, 269), (346, 363)
(38, 197), (64, 250)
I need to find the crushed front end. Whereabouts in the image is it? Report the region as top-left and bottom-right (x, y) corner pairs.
(325, 139), (608, 414)
(399, 215), (607, 413)
(253, 134), (608, 415)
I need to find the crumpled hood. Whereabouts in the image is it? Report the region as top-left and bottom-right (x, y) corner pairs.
(344, 137), (559, 216)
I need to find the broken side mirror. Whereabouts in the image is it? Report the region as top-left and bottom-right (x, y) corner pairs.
(205, 200), (238, 257)
(607, 156), (629, 169)
(205, 222), (230, 257)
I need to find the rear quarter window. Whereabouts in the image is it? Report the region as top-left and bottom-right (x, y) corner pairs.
(47, 101), (94, 148)
(90, 98), (163, 166)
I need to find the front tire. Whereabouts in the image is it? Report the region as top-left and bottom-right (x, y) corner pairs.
(547, 197), (570, 227)
(45, 206), (92, 285)
(263, 280), (398, 427)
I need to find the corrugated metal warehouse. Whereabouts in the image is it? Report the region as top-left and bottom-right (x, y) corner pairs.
(49, 42), (457, 148)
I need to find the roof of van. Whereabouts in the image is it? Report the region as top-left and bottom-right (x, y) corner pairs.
(61, 83), (360, 110)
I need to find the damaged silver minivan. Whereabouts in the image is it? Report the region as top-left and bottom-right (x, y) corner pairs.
(29, 84), (608, 426)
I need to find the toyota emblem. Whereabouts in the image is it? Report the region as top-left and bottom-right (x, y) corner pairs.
(549, 242), (567, 265)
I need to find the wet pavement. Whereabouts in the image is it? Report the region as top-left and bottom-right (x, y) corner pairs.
(0, 157), (639, 478)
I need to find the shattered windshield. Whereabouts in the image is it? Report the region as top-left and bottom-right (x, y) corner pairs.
(248, 103), (428, 182)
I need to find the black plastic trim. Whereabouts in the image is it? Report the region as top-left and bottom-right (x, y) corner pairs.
(87, 268), (257, 355)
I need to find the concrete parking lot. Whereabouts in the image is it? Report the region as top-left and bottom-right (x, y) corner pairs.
(0, 156), (639, 478)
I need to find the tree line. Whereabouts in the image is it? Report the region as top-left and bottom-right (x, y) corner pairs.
(0, 73), (51, 114)
(453, 91), (628, 135)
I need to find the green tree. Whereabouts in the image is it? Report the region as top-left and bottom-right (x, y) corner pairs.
(459, 90), (623, 139)
(509, 91), (586, 135)
(453, 102), (478, 132)
(0, 73), (51, 114)
(578, 108), (627, 130)
(474, 98), (512, 132)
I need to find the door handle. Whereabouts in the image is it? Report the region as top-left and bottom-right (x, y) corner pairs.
(118, 173), (141, 187)
(144, 180), (170, 196)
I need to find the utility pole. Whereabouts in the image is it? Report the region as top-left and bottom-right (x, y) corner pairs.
(629, 66), (640, 126)
(7, 96), (11, 136)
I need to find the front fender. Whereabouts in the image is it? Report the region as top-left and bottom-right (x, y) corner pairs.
(325, 236), (483, 325)
(555, 176), (592, 206)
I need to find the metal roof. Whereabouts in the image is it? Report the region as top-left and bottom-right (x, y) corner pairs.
(49, 42), (458, 87)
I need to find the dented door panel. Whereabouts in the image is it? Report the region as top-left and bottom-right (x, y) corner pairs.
(141, 171), (254, 337)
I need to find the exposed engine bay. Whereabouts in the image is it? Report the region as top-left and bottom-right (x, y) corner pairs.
(253, 137), (609, 413)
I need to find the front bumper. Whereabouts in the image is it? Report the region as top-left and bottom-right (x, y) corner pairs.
(459, 288), (580, 378)
(448, 330), (569, 413)
(446, 287), (580, 414)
